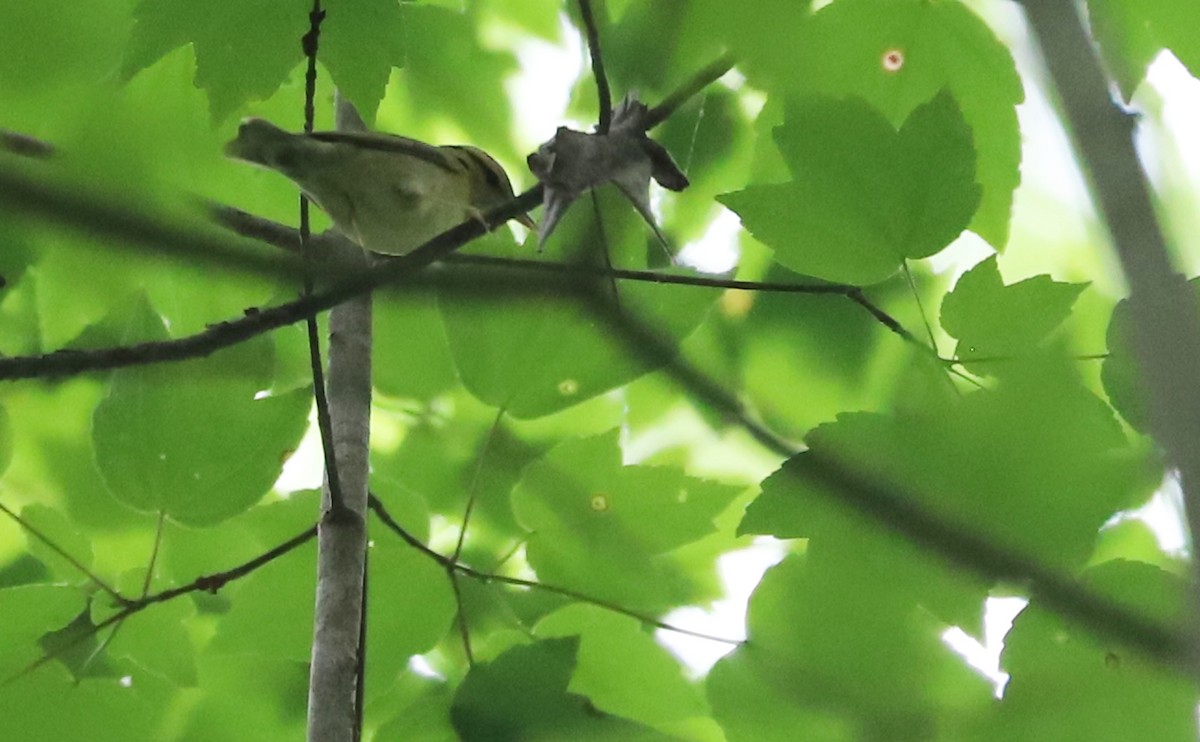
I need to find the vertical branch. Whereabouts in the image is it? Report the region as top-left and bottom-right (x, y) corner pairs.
(298, 5), (370, 741)
(1020, 0), (1200, 662)
(305, 93), (373, 742)
(298, 2), (347, 516)
(577, 0), (613, 132)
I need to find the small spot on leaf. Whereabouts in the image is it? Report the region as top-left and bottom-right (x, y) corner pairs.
(590, 493), (610, 512)
(558, 379), (579, 396)
(882, 48), (905, 72)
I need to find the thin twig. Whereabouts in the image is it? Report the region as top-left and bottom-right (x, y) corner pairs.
(366, 495), (744, 646)
(646, 53), (737, 129)
(451, 407), (506, 563)
(588, 190), (623, 307)
(0, 499), (128, 606)
(0, 161), (308, 282)
(449, 573), (475, 666)
(0, 53), (739, 381)
(0, 130), (54, 158)
(140, 510), (167, 598)
(354, 547), (367, 742)
(296, 4), (347, 518)
(946, 352), (1109, 366)
(0, 248), (924, 382)
(0, 191), (540, 381)
(4, 524), (318, 686)
(577, 0), (613, 133)
(444, 254), (853, 294)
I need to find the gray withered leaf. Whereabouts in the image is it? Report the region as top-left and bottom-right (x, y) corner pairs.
(527, 94), (689, 248)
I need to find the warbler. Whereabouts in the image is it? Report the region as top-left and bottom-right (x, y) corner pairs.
(226, 118), (534, 255)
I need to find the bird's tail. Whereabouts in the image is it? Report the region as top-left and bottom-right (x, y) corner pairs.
(225, 118), (302, 175)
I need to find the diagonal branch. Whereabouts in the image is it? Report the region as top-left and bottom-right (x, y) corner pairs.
(0, 190), (540, 381)
(0, 500), (128, 606)
(0, 129), (53, 158)
(581, 288), (1194, 672)
(367, 494), (743, 646)
(5, 524), (318, 686)
(1020, 0), (1200, 666)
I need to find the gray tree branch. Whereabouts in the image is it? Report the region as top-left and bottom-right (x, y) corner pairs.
(306, 95), (372, 742)
(1021, 0), (1200, 665)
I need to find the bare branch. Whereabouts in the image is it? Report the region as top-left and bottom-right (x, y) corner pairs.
(646, 53), (736, 130)
(0, 129), (54, 158)
(582, 289), (1194, 671)
(577, 0), (613, 132)
(1020, 0), (1200, 667)
(366, 495), (745, 647)
(5, 524), (318, 686)
(0, 500), (128, 606)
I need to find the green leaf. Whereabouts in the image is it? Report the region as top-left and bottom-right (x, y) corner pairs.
(395, 5), (520, 162)
(0, 670), (162, 742)
(96, 570), (197, 687)
(720, 91), (980, 285)
(744, 359), (1149, 588)
(0, 402), (11, 477)
(512, 431), (740, 612)
(374, 673), (458, 741)
(1087, 0), (1162, 100)
(180, 650), (307, 741)
(365, 539), (456, 695)
(451, 638), (673, 741)
(441, 192), (720, 418)
(210, 536), (315, 662)
(1086, 0), (1200, 96)
(941, 256), (1088, 369)
(373, 294), (458, 401)
(18, 505), (93, 583)
(122, 0), (309, 120)
(0, 1), (130, 96)
(981, 561), (1193, 741)
(707, 553), (990, 738)
(752, 0), (1022, 249)
(738, 263), (905, 438)
(0, 584), (86, 678)
(320, 0), (407, 123)
(708, 644), (856, 742)
(1142, 0), (1200, 79)
(92, 297), (311, 526)
(1102, 278), (1200, 433)
(535, 604), (708, 730)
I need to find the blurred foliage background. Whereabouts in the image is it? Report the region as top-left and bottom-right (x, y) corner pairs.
(1, 0), (1199, 739)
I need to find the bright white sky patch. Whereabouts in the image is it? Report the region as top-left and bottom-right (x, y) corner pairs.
(942, 596), (1028, 697)
(656, 538), (786, 677)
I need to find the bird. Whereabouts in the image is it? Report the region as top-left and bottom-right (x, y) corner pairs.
(225, 118), (535, 256)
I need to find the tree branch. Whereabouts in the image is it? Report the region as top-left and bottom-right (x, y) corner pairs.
(577, 0), (613, 133)
(0, 500), (128, 607)
(367, 494), (743, 646)
(1020, 0), (1200, 666)
(306, 90), (372, 742)
(582, 288), (1194, 672)
(5, 524), (318, 686)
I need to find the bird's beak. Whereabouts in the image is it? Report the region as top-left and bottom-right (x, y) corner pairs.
(515, 212), (537, 230)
